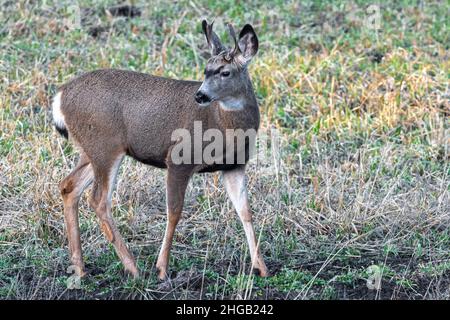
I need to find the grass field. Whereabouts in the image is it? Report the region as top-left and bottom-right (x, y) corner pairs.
(0, 0), (449, 299)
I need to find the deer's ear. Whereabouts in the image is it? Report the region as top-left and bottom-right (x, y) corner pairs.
(202, 20), (225, 56)
(237, 24), (258, 65)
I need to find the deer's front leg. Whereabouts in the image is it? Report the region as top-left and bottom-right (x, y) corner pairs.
(156, 167), (191, 280)
(223, 167), (269, 277)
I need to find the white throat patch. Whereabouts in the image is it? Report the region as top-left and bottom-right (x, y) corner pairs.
(218, 98), (245, 111)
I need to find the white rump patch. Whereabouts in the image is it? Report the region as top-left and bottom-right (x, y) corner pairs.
(52, 91), (66, 129)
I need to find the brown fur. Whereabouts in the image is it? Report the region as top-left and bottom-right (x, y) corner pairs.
(55, 21), (268, 279)
(60, 68), (259, 172)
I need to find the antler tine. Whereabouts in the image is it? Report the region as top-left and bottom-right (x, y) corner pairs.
(202, 19), (215, 45)
(208, 19), (216, 39)
(226, 23), (239, 60)
(227, 23), (238, 48)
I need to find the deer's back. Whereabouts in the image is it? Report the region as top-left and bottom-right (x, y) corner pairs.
(59, 69), (201, 166)
(58, 69), (260, 172)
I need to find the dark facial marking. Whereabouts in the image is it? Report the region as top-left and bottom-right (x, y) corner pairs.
(205, 66), (224, 78)
(204, 66), (224, 78)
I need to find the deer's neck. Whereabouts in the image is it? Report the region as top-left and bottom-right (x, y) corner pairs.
(212, 84), (260, 132)
(218, 97), (245, 110)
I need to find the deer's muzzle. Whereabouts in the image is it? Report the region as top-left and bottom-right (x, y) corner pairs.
(195, 90), (212, 105)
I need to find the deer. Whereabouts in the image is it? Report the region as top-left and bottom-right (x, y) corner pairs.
(52, 20), (269, 280)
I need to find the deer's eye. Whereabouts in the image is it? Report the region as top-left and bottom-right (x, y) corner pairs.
(221, 71), (231, 77)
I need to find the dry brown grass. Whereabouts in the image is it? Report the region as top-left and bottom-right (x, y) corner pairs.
(0, 0), (449, 299)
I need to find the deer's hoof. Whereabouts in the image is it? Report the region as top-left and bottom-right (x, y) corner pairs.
(156, 266), (168, 281)
(253, 267), (270, 277)
(124, 264), (139, 279)
(125, 270), (140, 279)
(69, 261), (87, 278)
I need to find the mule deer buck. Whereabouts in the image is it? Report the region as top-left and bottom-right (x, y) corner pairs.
(53, 20), (268, 280)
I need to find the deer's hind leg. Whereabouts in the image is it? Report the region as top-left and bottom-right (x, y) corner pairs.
(88, 153), (139, 278)
(59, 152), (94, 277)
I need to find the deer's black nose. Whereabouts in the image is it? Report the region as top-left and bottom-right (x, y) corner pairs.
(195, 91), (211, 104)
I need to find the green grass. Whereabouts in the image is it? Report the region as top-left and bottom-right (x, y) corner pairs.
(0, 0), (449, 299)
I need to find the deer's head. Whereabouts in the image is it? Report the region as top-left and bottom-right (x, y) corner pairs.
(195, 20), (259, 109)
